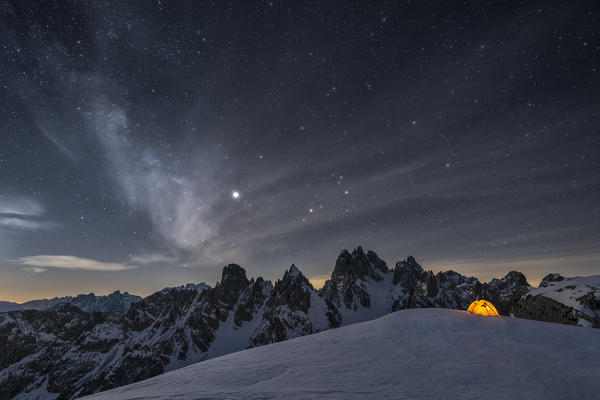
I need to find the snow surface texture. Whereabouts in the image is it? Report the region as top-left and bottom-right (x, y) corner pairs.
(82, 309), (600, 400)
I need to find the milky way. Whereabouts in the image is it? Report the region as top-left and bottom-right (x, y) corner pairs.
(1, 1), (599, 301)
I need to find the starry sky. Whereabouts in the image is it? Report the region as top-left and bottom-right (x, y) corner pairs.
(1, 1), (599, 302)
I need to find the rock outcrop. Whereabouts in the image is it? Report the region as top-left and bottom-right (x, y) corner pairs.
(512, 273), (600, 328)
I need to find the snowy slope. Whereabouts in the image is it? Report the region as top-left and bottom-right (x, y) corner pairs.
(82, 309), (600, 400)
(530, 275), (600, 317)
(512, 274), (600, 327)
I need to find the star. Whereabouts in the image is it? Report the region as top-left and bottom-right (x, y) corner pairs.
(232, 191), (240, 199)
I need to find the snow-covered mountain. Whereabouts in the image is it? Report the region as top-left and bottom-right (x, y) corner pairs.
(513, 273), (600, 327)
(157, 282), (210, 295)
(81, 309), (600, 400)
(0, 291), (141, 314)
(0, 247), (596, 399)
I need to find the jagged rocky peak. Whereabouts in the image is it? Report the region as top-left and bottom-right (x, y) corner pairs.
(503, 271), (530, 286)
(217, 264), (250, 295)
(395, 255), (423, 273)
(280, 264), (312, 287)
(486, 271), (529, 289)
(435, 270), (480, 298)
(283, 264), (304, 281)
(332, 246), (388, 282)
(272, 264), (313, 313)
(487, 271), (531, 291)
(212, 264), (251, 311)
(391, 256), (439, 311)
(436, 269), (468, 284)
(321, 247), (387, 311)
(482, 271), (531, 315)
(220, 263), (248, 285)
(539, 273), (565, 287)
(247, 264), (320, 348)
(393, 255), (429, 286)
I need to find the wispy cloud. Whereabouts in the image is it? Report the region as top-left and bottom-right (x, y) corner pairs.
(0, 195), (44, 216)
(13, 255), (138, 272)
(0, 217), (59, 231)
(130, 252), (178, 265)
(23, 266), (47, 274)
(0, 195), (58, 231)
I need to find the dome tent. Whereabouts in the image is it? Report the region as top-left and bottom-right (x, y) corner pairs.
(467, 300), (500, 316)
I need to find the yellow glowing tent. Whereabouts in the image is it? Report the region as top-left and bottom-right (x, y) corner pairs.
(467, 300), (500, 316)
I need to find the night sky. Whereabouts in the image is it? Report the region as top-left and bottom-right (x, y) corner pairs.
(1, 1), (599, 302)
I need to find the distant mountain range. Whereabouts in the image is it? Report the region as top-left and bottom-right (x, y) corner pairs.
(1, 247), (598, 399)
(0, 291), (141, 314)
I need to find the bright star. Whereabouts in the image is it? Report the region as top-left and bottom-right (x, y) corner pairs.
(232, 191), (240, 199)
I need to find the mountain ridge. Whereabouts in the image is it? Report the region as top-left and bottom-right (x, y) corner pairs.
(0, 291), (141, 314)
(1, 247), (598, 399)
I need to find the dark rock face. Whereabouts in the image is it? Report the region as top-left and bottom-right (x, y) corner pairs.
(323, 247), (388, 310)
(482, 271), (531, 315)
(512, 273), (599, 328)
(390, 263), (530, 315)
(512, 294), (598, 327)
(212, 264), (250, 317)
(0, 305), (113, 399)
(0, 248), (589, 400)
(332, 247), (388, 283)
(578, 292), (600, 312)
(432, 270), (482, 311)
(248, 265), (322, 347)
(271, 265), (312, 314)
(392, 257), (438, 310)
(234, 278), (272, 327)
(0, 265), (258, 400)
(324, 299), (342, 328)
(539, 273), (565, 287)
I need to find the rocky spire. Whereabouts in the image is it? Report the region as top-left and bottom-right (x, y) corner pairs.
(331, 246), (388, 283)
(322, 247), (388, 310)
(272, 264), (312, 313)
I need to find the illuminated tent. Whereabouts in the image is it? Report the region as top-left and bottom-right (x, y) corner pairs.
(467, 300), (500, 316)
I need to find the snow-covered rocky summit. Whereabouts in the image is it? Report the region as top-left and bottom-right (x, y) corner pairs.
(512, 274), (600, 327)
(158, 282), (210, 295)
(0, 247), (594, 399)
(81, 309), (600, 400)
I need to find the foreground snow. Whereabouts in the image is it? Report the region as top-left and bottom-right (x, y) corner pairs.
(82, 309), (600, 400)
